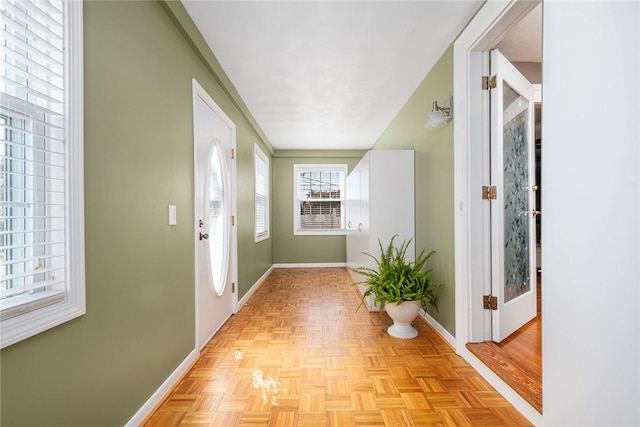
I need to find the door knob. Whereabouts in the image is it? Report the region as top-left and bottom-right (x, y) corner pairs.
(532, 210), (541, 217)
(348, 221), (352, 228)
(358, 223), (363, 232)
(199, 232), (209, 240)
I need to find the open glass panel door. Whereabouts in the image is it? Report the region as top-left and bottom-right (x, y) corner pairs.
(490, 49), (537, 343)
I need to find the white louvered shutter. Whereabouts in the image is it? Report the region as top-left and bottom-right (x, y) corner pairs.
(254, 144), (269, 240)
(1, 0), (67, 320)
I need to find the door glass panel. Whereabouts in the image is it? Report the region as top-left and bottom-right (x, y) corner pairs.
(502, 82), (530, 303)
(207, 143), (228, 295)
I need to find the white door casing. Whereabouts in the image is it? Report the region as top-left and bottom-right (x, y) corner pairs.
(489, 50), (537, 342)
(193, 79), (237, 351)
(453, 0), (540, 349)
(453, 1), (543, 423)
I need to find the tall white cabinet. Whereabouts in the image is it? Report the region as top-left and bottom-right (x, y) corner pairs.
(346, 150), (415, 311)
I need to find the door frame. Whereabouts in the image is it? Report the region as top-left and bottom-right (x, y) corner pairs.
(192, 79), (238, 349)
(453, 0), (542, 422)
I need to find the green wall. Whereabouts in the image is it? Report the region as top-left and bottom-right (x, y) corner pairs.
(372, 45), (456, 336)
(0, 1), (272, 425)
(273, 150), (365, 264)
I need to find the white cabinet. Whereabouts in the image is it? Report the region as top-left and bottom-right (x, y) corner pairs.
(346, 150), (415, 311)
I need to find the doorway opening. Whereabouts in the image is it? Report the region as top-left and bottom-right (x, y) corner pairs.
(453, 0), (543, 423)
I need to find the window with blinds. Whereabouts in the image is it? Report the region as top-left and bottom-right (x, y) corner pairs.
(293, 164), (347, 235)
(1, 0), (84, 349)
(254, 144), (269, 242)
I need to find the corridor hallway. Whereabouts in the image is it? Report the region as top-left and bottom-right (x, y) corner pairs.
(144, 268), (531, 426)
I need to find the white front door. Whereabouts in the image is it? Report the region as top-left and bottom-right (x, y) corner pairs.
(490, 50), (537, 342)
(193, 80), (237, 351)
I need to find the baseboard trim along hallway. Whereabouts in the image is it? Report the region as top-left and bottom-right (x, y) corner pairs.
(125, 349), (199, 427)
(239, 266), (275, 308)
(273, 263), (347, 268)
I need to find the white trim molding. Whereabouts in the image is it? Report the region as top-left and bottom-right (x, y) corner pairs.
(124, 349), (199, 427)
(273, 263), (347, 269)
(419, 310), (455, 348)
(461, 348), (543, 425)
(238, 266), (274, 308)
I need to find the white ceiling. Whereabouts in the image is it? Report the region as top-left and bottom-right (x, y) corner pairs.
(496, 3), (542, 63)
(182, 1), (484, 150)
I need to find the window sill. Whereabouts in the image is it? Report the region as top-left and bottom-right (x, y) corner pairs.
(1, 290), (65, 321)
(255, 232), (270, 243)
(1, 289), (85, 349)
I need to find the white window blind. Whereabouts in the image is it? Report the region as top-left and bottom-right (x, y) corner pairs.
(1, 0), (85, 348)
(294, 164), (346, 234)
(254, 144), (269, 241)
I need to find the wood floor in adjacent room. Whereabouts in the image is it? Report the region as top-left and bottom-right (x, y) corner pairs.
(144, 268), (531, 426)
(466, 277), (542, 414)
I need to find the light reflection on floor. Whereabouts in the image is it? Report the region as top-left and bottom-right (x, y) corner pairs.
(234, 350), (281, 406)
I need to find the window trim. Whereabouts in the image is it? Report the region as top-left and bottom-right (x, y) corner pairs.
(1, 0), (85, 349)
(254, 143), (269, 242)
(293, 164), (347, 236)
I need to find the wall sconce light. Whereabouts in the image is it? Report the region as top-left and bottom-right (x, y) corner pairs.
(424, 96), (453, 129)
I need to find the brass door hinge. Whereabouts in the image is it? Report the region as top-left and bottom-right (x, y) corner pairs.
(232, 282), (236, 293)
(482, 75), (497, 90)
(482, 185), (497, 200)
(231, 148), (235, 159)
(483, 295), (498, 310)
(231, 215), (235, 226)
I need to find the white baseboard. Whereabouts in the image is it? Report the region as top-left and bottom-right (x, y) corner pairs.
(461, 348), (543, 426)
(273, 262), (347, 268)
(125, 348), (199, 427)
(419, 309), (456, 348)
(238, 265), (274, 308)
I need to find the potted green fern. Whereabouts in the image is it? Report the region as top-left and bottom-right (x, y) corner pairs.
(351, 235), (443, 338)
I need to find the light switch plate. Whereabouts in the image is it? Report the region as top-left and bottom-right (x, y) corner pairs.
(168, 205), (177, 226)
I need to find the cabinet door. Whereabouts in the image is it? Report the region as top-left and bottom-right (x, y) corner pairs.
(355, 154), (375, 308)
(368, 151), (415, 262)
(348, 151), (415, 312)
(357, 153), (370, 270)
(345, 165), (360, 270)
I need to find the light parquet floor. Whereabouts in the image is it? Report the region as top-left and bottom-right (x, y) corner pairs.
(144, 268), (531, 427)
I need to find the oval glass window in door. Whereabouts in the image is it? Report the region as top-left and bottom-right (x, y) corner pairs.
(206, 141), (229, 295)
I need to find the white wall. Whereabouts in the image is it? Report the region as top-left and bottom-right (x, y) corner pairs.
(542, 2), (639, 425)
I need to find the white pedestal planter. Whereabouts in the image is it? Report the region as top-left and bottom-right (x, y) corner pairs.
(385, 301), (421, 339)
